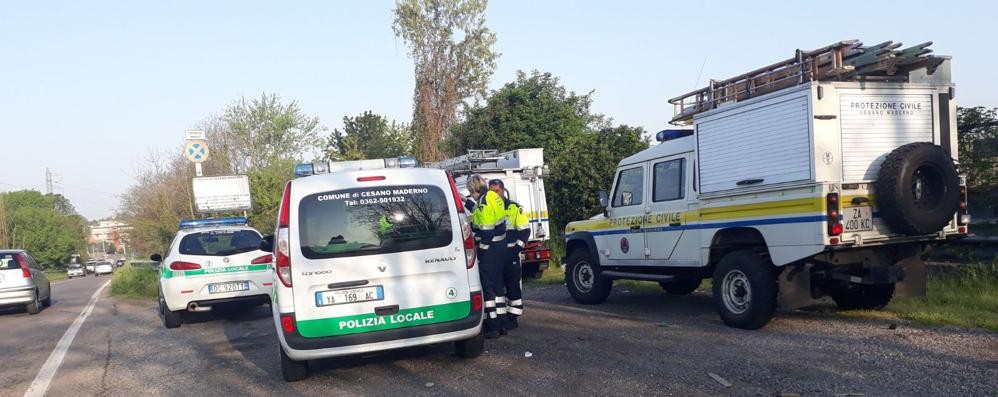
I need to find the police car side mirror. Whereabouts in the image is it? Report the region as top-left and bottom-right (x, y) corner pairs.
(259, 235), (274, 252)
(150, 254), (162, 263)
(598, 191), (609, 217)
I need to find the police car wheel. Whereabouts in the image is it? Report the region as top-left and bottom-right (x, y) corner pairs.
(565, 249), (611, 305)
(712, 250), (777, 330)
(280, 347), (308, 382)
(26, 290), (41, 315)
(159, 290), (182, 329)
(455, 330), (485, 359)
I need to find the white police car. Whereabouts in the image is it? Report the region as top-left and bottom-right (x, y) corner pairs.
(153, 217), (273, 329)
(266, 157), (483, 382)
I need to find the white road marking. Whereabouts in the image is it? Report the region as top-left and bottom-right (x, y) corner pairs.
(23, 279), (111, 397)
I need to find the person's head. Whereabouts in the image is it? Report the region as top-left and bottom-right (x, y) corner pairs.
(488, 179), (504, 196)
(466, 175), (488, 200)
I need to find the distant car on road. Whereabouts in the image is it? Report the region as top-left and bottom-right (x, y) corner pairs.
(94, 262), (114, 276)
(67, 264), (85, 278)
(0, 250), (52, 314)
(116, 259), (126, 268)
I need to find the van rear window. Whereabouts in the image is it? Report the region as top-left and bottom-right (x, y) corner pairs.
(298, 185), (453, 259)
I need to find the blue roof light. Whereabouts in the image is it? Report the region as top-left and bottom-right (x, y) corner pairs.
(397, 156), (418, 168)
(179, 217), (248, 230)
(656, 129), (694, 142)
(294, 163), (314, 177)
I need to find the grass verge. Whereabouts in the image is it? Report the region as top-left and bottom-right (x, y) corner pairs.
(45, 271), (68, 282)
(837, 264), (998, 331)
(110, 264), (159, 300)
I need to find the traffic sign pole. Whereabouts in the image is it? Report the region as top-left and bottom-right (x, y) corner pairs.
(195, 162), (203, 177)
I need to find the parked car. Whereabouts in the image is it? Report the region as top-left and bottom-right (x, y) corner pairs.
(67, 264), (85, 279)
(86, 262), (96, 274)
(115, 259), (126, 268)
(94, 262), (114, 276)
(0, 250), (52, 314)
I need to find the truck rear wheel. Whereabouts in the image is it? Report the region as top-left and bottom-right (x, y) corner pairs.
(659, 278), (701, 295)
(565, 249), (611, 304)
(712, 250), (777, 330)
(831, 283), (895, 310)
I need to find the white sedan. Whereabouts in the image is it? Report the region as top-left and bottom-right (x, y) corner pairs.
(94, 262), (114, 276)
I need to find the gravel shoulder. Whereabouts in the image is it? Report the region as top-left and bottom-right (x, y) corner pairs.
(39, 282), (998, 396)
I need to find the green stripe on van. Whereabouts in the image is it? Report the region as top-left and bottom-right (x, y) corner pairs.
(160, 264), (269, 279)
(296, 301), (471, 338)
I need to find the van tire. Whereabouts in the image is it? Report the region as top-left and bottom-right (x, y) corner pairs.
(831, 283), (895, 310)
(660, 278), (701, 295)
(712, 250), (777, 330)
(565, 249), (612, 305)
(26, 291), (41, 315)
(280, 347), (309, 382)
(455, 330), (485, 358)
(876, 142), (960, 235)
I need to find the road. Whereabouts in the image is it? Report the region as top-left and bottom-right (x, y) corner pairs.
(1, 276), (995, 396)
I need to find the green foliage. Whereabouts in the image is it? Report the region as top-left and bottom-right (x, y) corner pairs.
(393, 0), (499, 162)
(325, 111), (414, 161)
(221, 93), (323, 172)
(246, 158), (296, 233)
(110, 265), (159, 300)
(885, 264), (998, 330)
(449, 70), (649, 236)
(957, 106), (998, 211)
(0, 191), (87, 267)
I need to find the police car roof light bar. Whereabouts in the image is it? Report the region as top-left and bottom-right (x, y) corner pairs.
(294, 156), (419, 177)
(656, 129), (694, 142)
(179, 217), (248, 230)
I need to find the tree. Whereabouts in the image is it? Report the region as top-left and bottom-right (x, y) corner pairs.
(221, 93), (323, 172)
(448, 70), (649, 235)
(449, 70), (597, 155)
(325, 111), (414, 160)
(958, 106), (998, 213)
(0, 191), (87, 267)
(393, 0), (499, 162)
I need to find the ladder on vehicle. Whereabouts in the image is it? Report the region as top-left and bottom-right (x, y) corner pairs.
(428, 150), (505, 175)
(668, 39), (946, 124)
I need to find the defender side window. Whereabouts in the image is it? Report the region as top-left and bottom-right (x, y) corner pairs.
(653, 159), (685, 202)
(612, 167), (644, 207)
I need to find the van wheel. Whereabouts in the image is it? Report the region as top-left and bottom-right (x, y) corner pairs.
(455, 330), (485, 358)
(831, 283), (895, 310)
(159, 290), (182, 329)
(565, 249), (611, 304)
(712, 250), (777, 330)
(660, 278), (702, 295)
(26, 291), (41, 315)
(280, 347), (309, 382)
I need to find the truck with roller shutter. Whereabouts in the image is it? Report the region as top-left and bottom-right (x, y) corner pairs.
(562, 40), (970, 329)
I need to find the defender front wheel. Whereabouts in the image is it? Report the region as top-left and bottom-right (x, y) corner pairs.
(565, 249), (611, 305)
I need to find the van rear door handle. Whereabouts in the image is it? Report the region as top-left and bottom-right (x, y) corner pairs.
(375, 305), (399, 316)
(736, 178), (764, 186)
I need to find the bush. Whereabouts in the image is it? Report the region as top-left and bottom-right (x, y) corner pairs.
(886, 263), (998, 331)
(110, 265), (159, 300)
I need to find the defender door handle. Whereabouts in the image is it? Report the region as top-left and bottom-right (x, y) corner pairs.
(630, 225), (641, 230)
(669, 222), (681, 227)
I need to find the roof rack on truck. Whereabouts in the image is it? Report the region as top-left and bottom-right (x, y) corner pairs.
(668, 39), (948, 124)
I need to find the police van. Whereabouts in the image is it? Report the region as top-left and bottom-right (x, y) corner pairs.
(153, 217), (273, 329)
(564, 40), (969, 330)
(266, 157), (483, 382)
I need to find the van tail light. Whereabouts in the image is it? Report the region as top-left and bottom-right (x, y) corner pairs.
(447, 172), (476, 269)
(957, 185), (970, 226)
(276, 181), (293, 287)
(16, 254), (30, 278)
(280, 314), (295, 333)
(251, 254), (273, 264)
(169, 261), (202, 271)
(826, 193), (842, 239)
(470, 291), (483, 312)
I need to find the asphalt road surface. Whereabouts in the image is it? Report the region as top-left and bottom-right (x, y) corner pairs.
(1, 276), (995, 396)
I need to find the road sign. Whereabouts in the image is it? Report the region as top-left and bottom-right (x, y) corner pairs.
(185, 140), (209, 163)
(185, 130), (206, 140)
(192, 175), (252, 213)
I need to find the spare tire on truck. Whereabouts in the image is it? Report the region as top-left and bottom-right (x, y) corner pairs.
(875, 142), (960, 235)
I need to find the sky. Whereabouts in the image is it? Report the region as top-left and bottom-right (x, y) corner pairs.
(1, 0), (995, 220)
